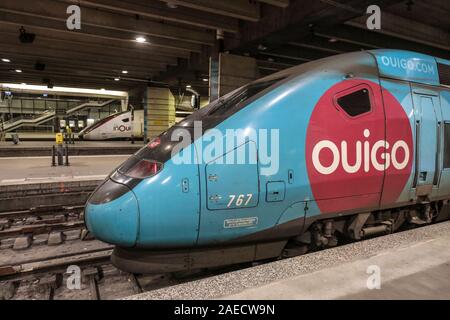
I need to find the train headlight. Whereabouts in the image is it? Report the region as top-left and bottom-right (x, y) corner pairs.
(124, 159), (163, 179)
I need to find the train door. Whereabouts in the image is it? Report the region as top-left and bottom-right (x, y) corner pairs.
(306, 80), (386, 214)
(411, 86), (442, 196)
(197, 140), (261, 244)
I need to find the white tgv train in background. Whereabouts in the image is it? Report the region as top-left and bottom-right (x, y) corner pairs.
(78, 110), (144, 140)
(78, 109), (192, 140)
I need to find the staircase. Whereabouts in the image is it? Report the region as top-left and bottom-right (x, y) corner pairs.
(1, 99), (116, 133)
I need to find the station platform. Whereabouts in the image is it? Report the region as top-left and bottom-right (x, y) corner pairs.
(0, 154), (129, 185)
(126, 221), (450, 300)
(0, 141), (143, 157)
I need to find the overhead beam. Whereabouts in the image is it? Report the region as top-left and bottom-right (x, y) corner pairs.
(0, 72), (141, 90)
(158, 0), (260, 21)
(257, 59), (296, 71)
(0, 55), (164, 76)
(2, 61), (159, 79)
(0, 14), (202, 53)
(60, 0), (239, 33)
(258, 45), (331, 62)
(0, 65), (154, 83)
(0, 46), (170, 71)
(0, 24), (190, 59)
(0, 0), (215, 45)
(288, 34), (371, 54)
(258, 0), (290, 8)
(346, 12), (450, 51)
(225, 0), (404, 54)
(0, 34), (179, 66)
(315, 24), (450, 60)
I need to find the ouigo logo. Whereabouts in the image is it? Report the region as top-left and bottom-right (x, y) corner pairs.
(306, 80), (413, 213)
(312, 128), (410, 175)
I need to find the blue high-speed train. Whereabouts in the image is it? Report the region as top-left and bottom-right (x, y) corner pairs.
(85, 50), (450, 273)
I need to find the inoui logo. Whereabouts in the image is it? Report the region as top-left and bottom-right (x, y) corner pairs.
(312, 129), (410, 175)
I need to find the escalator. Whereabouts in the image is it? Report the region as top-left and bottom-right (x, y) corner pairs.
(1, 99), (116, 133)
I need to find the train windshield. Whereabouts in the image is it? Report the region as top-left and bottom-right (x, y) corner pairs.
(206, 78), (282, 118)
(132, 75), (288, 165)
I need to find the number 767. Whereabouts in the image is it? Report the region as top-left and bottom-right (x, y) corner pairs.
(227, 194), (253, 207)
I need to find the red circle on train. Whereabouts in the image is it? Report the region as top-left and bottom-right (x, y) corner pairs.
(305, 79), (413, 214)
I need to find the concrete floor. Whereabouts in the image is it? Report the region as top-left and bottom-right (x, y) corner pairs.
(226, 234), (450, 299)
(126, 221), (450, 300)
(0, 155), (129, 185)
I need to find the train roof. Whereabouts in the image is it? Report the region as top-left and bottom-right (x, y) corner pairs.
(255, 49), (450, 89)
(369, 49), (450, 87)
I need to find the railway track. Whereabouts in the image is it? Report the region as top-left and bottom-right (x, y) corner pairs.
(0, 204), (86, 250)
(0, 236), (220, 300)
(0, 201), (216, 300)
(1, 220), (447, 300)
(1, 192), (448, 300)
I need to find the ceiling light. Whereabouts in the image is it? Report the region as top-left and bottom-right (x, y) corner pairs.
(15, 69), (22, 73)
(122, 70), (128, 74)
(186, 85), (192, 88)
(328, 38), (338, 43)
(1, 58), (10, 63)
(202, 78), (209, 82)
(135, 36), (146, 43)
(114, 78), (120, 81)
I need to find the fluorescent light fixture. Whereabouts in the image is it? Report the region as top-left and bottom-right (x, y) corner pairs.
(202, 78), (208, 82)
(114, 78), (120, 81)
(135, 36), (146, 43)
(1, 58), (11, 63)
(121, 70), (128, 74)
(186, 85), (192, 88)
(15, 69), (22, 73)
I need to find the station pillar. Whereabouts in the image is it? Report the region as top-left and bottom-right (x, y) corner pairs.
(144, 86), (176, 142)
(209, 53), (260, 101)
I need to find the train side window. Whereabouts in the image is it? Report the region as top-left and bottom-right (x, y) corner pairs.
(444, 123), (450, 168)
(336, 88), (371, 117)
(122, 118), (130, 123)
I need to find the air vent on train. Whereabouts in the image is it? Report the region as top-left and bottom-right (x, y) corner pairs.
(438, 63), (450, 86)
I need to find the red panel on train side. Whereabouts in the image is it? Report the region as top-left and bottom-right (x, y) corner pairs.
(306, 79), (412, 214)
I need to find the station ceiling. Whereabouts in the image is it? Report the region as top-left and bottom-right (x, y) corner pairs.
(0, 0), (448, 95)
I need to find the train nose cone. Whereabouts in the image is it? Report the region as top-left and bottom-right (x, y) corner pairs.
(85, 179), (139, 247)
